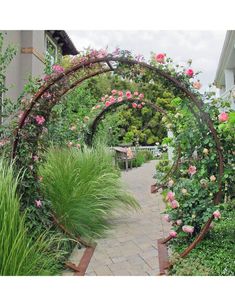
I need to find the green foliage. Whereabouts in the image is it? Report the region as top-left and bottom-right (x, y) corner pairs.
(0, 157), (67, 275)
(169, 203), (235, 276)
(132, 150), (153, 167)
(39, 146), (140, 240)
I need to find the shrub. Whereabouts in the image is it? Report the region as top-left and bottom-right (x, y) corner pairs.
(141, 150), (154, 161)
(132, 151), (146, 167)
(0, 158), (66, 276)
(169, 202), (235, 276)
(39, 146), (140, 240)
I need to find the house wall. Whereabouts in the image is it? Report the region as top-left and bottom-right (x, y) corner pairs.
(2, 30), (45, 103)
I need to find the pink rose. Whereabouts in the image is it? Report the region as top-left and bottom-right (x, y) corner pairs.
(213, 210), (221, 219)
(95, 105), (101, 109)
(137, 104), (142, 109)
(188, 165), (197, 176)
(109, 96), (116, 104)
(117, 97), (123, 102)
(35, 115), (45, 125)
(126, 91), (132, 99)
(76, 143), (81, 149)
(155, 53), (165, 64)
(210, 175), (216, 182)
(35, 199), (42, 208)
(163, 214), (171, 222)
(105, 101), (111, 107)
(193, 81), (202, 89)
(218, 112), (229, 122)
(101, 97), (105, 102)
(185, 69), (194, 78)
(111, 89), (117, 95)
(182, 225), (194, 234)
(176, 220), (182, 226)
(132, 103), (137, 108)
(139, 93), (144, 100)
(52, 65), (64, 74)
(118, 91), (123, 97)
(169, 230), (177, 238)
(166, 191), (175, 202)
(171, 200), (179, 209)
(134, 91), (139, 96)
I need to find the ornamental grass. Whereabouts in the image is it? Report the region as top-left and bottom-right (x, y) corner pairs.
(39, 145), (140, 240)
(0, 158), (66, 276)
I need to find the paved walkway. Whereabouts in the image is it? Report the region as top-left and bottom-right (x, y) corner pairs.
(63, 160), (169, 276)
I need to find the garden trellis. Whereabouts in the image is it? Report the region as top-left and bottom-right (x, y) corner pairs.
(7, 49), (229, 270)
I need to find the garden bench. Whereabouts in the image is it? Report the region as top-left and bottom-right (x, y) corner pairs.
(113, 147), (135, 171)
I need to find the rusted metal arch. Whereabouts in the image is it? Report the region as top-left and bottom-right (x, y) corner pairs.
(11, 55), (224, 268)
(85, 98), (168, 146)
(12, 56), (224, 205)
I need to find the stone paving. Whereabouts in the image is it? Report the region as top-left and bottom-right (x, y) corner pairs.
(62, 160), (170, 276)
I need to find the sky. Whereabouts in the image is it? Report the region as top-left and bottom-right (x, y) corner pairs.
(67, 30), (226, 92)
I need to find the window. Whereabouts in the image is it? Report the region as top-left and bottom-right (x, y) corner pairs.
(45, 35), (58, 66)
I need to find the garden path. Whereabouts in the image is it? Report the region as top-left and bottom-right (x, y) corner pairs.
(62, 160), (170, 276)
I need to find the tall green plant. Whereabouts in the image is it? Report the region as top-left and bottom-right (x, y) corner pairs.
(0, 158), (66, 275)
(39, 146), (140, 240)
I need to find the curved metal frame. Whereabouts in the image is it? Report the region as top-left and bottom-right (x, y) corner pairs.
(11, 55), (224, 263)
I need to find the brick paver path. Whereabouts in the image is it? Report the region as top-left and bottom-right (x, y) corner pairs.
(63, 160), (170, 276)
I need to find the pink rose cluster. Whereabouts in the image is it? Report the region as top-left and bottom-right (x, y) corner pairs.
(52, 65), (64, 74)
(101, 90), (145, 109)
(166, 191), (180, 209)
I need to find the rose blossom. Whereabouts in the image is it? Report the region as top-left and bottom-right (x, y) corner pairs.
(169, 230), (177, 238)
(188, 165), (197, 176)
(176, 219), (182, 226)
(76, 143), (81, 149)
(171, 200), (179, 209)
(210, 175), (216, 182)
(218, 112), (229, 122)
(213, 210), (221, 219)
(181, 188), (188, 195)
(67, 141), (73, 148)
(132, 103), (137, 108)
(109, 96), (116, 104)
(95, 105), (101, 109)
(168, 179), (174, 187)
(139, 93), (144, 100)
(193, 81), (202, 90)
(203, 148), (209, 155)
(185, 69), (194, 78)
(70, 125), (76, 131)
(101, 97), (105, 102)
(166, 191), (175, 202)
(182, 225), (194, 234)
(155, 53), (165, 64)
(35, 115), (45, 125)
(111, 89), (117, 95)
(105, 101), (111, 107)
(83, 116), (90, 123)
(163, 214), (171, 222)
(126, 91), (132, 99)
(52, 65), (64, 74)
(117, 97), (123, 102)
(35, 199), (42, 208)
(137, 104), (142, 109)
(118, 91), (123, 97)
(134, 91), (139, 96)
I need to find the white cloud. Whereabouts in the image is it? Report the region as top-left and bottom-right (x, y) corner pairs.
(68, 30), (226, 91)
